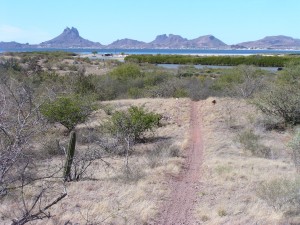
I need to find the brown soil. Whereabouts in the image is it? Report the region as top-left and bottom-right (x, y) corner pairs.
(152, 101), (203, 225)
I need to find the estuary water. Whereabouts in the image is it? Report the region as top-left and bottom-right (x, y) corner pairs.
(157, 63), (279, 72)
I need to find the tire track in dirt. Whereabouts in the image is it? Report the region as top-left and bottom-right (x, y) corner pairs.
(153, 101), (203, 225)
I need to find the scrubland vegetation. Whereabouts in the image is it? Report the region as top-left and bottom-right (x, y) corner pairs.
(0, 51), (299, 224)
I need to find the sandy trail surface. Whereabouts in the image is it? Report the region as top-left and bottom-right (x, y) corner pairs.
(153, 101), (203, 225)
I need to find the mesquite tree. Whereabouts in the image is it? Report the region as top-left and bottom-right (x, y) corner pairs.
(0, 73), (66, 224)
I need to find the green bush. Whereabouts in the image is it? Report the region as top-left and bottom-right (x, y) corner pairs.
(110, 63), (142, 81)
(73, 74), (96, 95)
(41, 95), (96, 132)
(177, 65), (200, 78)
(252, 84), (300, 125)
(108, 106), (161, 142)
(213, 65), (266, 98)
(252, 63), (300, 125)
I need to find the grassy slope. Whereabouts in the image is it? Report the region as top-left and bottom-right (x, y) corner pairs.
(195, 97), (297, 224)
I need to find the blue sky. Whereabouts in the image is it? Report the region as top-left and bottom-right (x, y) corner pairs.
(1, 0), (299, 45)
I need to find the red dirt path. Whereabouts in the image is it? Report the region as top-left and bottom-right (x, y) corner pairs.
(152, 101), (203, 225)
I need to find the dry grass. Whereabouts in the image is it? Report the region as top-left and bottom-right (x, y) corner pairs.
(2, 96), (298, 224)
(194, 97), (297, 224)
(0, 98), (191, 224)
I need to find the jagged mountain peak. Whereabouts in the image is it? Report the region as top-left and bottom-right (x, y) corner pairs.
(40, 26), (102, 48)
(63, 27), (79, 36)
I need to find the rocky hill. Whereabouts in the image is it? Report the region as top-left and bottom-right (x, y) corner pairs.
(238, 35), (300, 49)
(0, 41), (35, 49)
(106, 38), (146, 49)
(39, 27), (103, 48)
(188, 35), (227, 48)
(147, 34), (189, 48)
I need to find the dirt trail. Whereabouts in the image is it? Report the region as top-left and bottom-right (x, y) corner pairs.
(153, 101), (203, 225)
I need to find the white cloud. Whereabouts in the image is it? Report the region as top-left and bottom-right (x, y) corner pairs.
(0, 25), (51, 44)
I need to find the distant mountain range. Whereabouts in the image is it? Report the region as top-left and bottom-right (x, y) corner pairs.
(238, 35), (300, 49)
(1, 27), (300, 50)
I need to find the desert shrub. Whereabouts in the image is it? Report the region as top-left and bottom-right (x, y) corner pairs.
(127, 87), (144, 98)
(43, 139), (65, 156)
(57, 63), (68, 70)
(187, 77), (214, 100)
(167, 145), (181, 157)
(252, 63), (300, 125)
(148, 78), (187, 98)
(108, 106), (161, 142)
(257, 178), (300, 211)
(213, 65), (266, 98)
(217, 209), (227, 217)
(177, 65), (200, 78)
(258, 115), (286, 131)
(77, 127), (100, 144)
(94, 75), (124, 100)
(115, 165), (146, 183)
(277, 60), (300, 85)
(0, 58), (21, 71)
(72, 73), (96, 95)
(252, 84), (300, 125)
(236, 129), (271, 158)
(237, 129), (259, 150)
(67, 64), (78, 71)
(110, 63), (142, 81)
(100, 103), (115, 115)
(289, 129), (300, 172)
(45, 62), (53, 71)
(41, 94), (96, 132)
(146, 147), (164, 168)
(174, 88), (189, 98)
(145, 143), (180, 168)
(143, 71), (169, 87)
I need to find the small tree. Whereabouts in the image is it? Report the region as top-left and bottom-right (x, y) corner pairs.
(110, 106), (160, 142)
(92, 51), (98, 56)
(41, 95), (96, 133)
(107, 106), (160, 170)
(252, 63), (300, 126)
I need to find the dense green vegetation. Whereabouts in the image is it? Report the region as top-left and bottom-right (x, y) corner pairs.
(125, 54), (300, 67)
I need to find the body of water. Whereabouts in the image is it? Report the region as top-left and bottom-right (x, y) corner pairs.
(157, 64), (279, 72)
(1, 48), (300, 55)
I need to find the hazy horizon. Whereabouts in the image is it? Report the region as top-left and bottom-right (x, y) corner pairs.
(1, 0), (299, 45)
